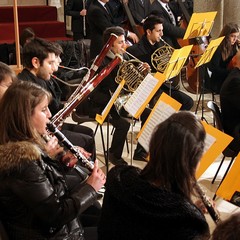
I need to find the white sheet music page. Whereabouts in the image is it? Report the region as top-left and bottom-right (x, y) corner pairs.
(203, 133), (216, 155)
(124, 73), (158, 118)
(138, 101), (176, 152)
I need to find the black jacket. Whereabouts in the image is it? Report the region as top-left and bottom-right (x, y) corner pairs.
(87, 0), (114, 60)
(151, 0), (185, 48)
(98, 165), (210, 240)
(0, 141), (97, 239)
(207, 46), (237, 93)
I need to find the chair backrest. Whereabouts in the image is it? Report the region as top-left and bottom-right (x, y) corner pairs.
(207, 101), (224, 131)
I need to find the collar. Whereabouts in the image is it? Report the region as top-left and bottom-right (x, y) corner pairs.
(158, 0), (168, 10)
(97, 0), (106, 8)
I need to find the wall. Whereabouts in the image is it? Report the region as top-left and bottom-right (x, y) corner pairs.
(194, 0), (240, 38)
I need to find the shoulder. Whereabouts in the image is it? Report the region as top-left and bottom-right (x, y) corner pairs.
(0, 141), (41, 173)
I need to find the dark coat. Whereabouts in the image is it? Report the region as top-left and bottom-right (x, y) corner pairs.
(98, 165), (210, 240)
(220, 67), (240, 137)
(128, 0), (153, 24)
(127, 35), (194, 110)
(18, 68), (64, 115)
(87, 0), (115, 60)
(0, 141), (97, 240)
(65, 0), (90, 39)
(207, 46), (237, 94)
(151, 0), (185, 48)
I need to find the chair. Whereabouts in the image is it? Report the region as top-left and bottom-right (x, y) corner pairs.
(207, 101), (238, 185)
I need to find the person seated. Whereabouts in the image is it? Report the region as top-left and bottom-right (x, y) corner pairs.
(207, 22), (240, 94)
(0, 61), (16, 99)
(212, 212), (240, 240)
(0, 80), (106, 239)
(88, 26), (151, 164)
(220, 50), (240, 153)
(127, 15), (193, 110)
(98, 111), (210, 239)
(17, 37), (97, 162)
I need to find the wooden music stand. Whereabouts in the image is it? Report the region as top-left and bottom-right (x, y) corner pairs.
(95, 80), (125, 172)
(194, 36), (225, 120)
(123, 72), (165, 165)
(162, 45), (193, 96)
(182, 12), (217, 120)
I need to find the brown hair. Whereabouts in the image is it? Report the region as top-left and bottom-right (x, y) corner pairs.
(219, 22), (240, 61)
(0, 80), (51, 146)
(212, 212), (240, 240)
(141, 111), (206, 201)
(0, 61), (17, 84)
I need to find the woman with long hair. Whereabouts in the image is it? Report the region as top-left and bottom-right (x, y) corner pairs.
(98, 111), (210, 239)
(0, 80), (105, 239)
(208, 22), (240, 93)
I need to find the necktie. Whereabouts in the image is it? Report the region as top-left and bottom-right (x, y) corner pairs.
(165, 4), (176, 26)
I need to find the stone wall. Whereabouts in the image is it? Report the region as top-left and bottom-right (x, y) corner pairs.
(194, 0), (240, 38)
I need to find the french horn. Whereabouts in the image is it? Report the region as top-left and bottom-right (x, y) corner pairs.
(151, 38), (175, 73)
(114, 58), (149, 114)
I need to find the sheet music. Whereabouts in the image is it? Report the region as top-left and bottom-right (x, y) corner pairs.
(203, 133), (216, 155)
(124, 74), (159, 118)
(138, 101), (176, 152)
(101, 83), (123, 117)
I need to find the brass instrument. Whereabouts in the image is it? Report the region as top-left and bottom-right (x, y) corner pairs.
(195, 182), (221, 224)
(114, 49), (149, 113)
(151, 38), (175, 73)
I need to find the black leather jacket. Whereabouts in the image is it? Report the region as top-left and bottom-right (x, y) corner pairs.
(0, 141), (98, 240)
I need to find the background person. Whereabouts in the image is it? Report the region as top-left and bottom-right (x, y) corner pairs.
(98, 111), (210, 239)
(207, 22), (240, 94)
(0, 61), (16, 99)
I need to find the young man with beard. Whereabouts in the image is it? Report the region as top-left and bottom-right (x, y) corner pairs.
(127, 15), (193, 110)
(18, 37), (96, 161)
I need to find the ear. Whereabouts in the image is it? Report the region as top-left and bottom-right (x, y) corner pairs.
(146, 29), (151, 36)
(32, 57), (40, 69)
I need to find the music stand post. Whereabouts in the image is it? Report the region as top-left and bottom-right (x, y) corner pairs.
(182, 12), (217, 119)
(164, 46), (193, 97)
(193, 36), (224, 120)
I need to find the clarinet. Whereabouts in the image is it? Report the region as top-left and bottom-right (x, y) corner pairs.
(46, 122), (94, 171)
(195, 182), (221, 224)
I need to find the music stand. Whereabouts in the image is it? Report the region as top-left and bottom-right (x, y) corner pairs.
(163, 45), (193, 96)
(182, 11), (217, 120)
(194, 36), (224, 120)
(95, 80), (125, 172)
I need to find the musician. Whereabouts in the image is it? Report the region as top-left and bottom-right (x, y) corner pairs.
(127, 15), (193, 110)
(128, 0), (153, 25)
(0, 80), (105, 239)
(88, 26), (151, 164)
(220, 50), (240, 153)
(65, 0), (90, 40)
(207, 22), (240, 94)
(0, 61), (16, 99)
(151, 0), (185, 49)
(87, 0), (138, 60)
(18, 37), (97, 161)
(98, 111), (210, 239)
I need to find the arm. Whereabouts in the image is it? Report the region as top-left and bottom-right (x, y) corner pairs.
(65, 0), (83, 18)
(10, 160), (99, 228)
